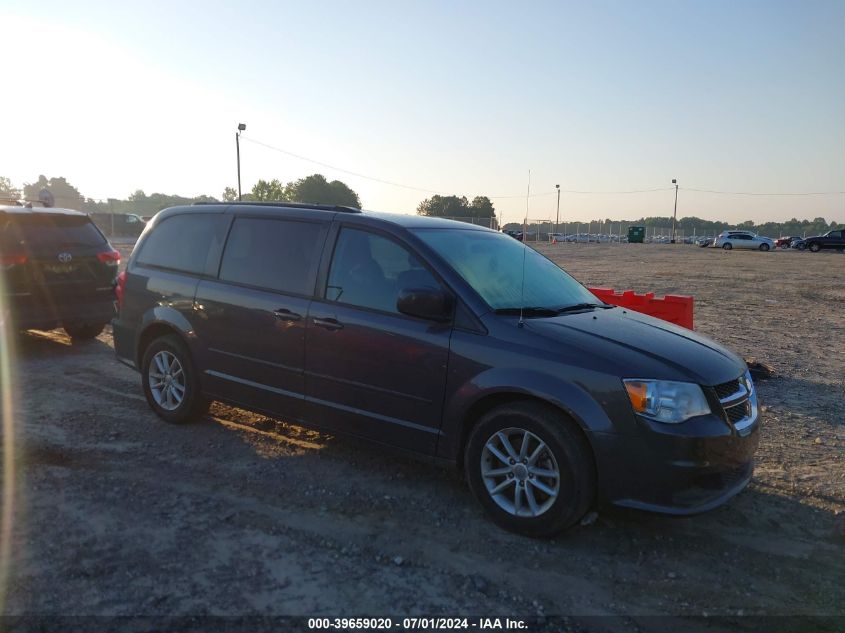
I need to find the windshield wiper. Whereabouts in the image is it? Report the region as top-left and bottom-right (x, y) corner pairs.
(493, 307), (560, 317)
(554, 302), (606, 313)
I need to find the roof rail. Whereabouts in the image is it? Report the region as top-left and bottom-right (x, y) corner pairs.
(191, 201), (361, 213)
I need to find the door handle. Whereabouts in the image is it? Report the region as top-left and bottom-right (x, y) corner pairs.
(273, 308), (302, 322)
(312, 316), (343, 331)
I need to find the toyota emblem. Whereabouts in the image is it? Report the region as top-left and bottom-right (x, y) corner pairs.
(57, 252), (73, 263)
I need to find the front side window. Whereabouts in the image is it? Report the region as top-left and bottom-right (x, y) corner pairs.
(219, 218), (324, 295)
(136, 214), (227, 275)
(413, 228), (599, 312)
(326, 228), (440, 314)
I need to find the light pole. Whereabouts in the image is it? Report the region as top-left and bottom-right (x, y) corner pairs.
(555, 184), (560, 236)
(236, 123), (246, 201)
(670, 178), (679, 243)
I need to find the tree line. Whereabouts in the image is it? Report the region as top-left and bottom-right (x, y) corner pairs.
(1, 175), (839, 236)
(0, 174), (361, 215)
(504, 214), (843, 238)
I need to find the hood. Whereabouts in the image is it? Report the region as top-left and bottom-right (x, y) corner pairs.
(523, 307), (745, 386)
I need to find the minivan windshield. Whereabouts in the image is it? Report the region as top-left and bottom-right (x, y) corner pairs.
(413, 228), (602, 313)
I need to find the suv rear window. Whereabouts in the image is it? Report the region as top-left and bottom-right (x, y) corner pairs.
(0, 214), (106, 249)
(136, 214), (228, 275)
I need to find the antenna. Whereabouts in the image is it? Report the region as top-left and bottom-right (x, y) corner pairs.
(519, 170), (530, 328)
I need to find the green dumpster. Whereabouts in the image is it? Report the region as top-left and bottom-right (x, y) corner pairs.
(628, 226), (645, 243)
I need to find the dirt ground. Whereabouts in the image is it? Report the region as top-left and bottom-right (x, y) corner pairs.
(2, 241), (843, 626)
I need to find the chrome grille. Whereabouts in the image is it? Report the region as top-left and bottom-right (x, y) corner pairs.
(714, 379), (741, 400)
(725, 400), (751, 424)
(712, 372), (756, 434)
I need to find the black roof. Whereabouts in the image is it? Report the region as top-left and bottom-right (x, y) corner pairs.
(0, 205), (88, 217)
(191, 200), (361, 214)
(171, 202), (494, 232)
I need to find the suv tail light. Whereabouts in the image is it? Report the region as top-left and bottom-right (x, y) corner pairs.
(115, 271), (127, 310)
(0, 253), (28, 269)
(97, 249), (121, 265)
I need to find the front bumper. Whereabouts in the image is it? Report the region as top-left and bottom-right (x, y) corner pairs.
(592, 401), (760, 515)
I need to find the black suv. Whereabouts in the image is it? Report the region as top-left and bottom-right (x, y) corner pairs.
(1, 206), (120, 339)
(802, 229), (845, 252)
(114, 203), (759, 536)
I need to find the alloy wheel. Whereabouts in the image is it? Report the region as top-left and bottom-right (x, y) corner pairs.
(480, 428), (560, 518)
(148, 350), (186, 411)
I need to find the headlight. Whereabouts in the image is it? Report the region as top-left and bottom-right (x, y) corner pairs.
(623, 379), (711, 424)
(741, 370), (754, 395)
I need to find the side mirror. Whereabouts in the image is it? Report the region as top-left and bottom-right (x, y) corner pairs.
(396, 287), (453, 322)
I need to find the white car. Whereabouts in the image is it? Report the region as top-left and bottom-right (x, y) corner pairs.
(714, 231), (774, 251)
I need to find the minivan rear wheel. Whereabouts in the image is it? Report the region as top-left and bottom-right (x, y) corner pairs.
(465, 401), (595, 537)
(141, 334), (210, 424)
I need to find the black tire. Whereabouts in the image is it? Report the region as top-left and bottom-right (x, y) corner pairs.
(808, 242), (821, 252)
(464, 401), (595, 537)
(722, 242), (732, 250)
(64, 322), (106, 340)
(796, 242), (806, 250)
(141, 334), (210, 424)
(759, 243), (770, 252)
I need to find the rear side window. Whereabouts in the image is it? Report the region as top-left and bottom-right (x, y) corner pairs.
(136, 214), (227, 275)
(0, 214), (105, 249)
(218, 218), (324, 295)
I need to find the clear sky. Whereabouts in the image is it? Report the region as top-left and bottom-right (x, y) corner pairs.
(3, 0), (843, 224)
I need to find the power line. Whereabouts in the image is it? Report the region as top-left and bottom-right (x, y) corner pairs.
(682, 187), (845, 196)
(241, 135), (676, 198)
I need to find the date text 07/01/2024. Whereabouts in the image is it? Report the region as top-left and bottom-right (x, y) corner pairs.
(307, 617), (528, 630)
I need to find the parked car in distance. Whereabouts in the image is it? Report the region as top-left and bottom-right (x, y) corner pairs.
(801, 229), (845, 252)
(114, 202), (759, 536)
(714, 230), (774, 251)
(0, 205), (120, 339)
(504, 230), (524, 241)
(89, 212), (146, 237)
(697, 237), (714, 248)
(774, 236), (801, 249)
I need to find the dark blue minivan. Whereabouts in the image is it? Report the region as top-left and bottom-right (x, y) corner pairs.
(113, 202), (759, 536)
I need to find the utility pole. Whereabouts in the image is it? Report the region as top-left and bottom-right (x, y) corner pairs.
(236, 123), (246, 201)
(671, 178), (679, 243)
(555, 184), (561, 235)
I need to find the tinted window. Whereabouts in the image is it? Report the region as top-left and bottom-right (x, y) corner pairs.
(0, 214), (105, 250)
(326, 228), (441, 314)
(414, 228), (599, 311)
(219, 218), (324, 295)
(136, 214), (227, 275)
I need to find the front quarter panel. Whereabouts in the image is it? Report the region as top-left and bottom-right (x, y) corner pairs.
(437, 328), (636, 463)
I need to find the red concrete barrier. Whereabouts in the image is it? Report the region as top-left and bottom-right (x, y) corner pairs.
(588, 287), (695, 330)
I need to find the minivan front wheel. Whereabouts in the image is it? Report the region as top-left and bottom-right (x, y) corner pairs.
(465, 402), (595, 537)
(141, 334), (209, 423)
